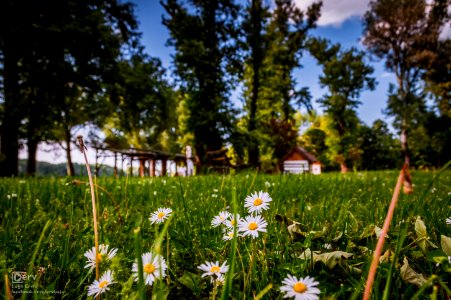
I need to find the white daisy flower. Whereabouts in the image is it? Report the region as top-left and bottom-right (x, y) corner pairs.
(225, 214), (241, 229)
(446, 218), (451, 225)
(197, 261), (228, 278)
(323, 243), (332, 250)
(280, 275), (320, 300)
(222, 230), (240, 241)
(244, 191), (272, 214)
(84, 244), (118, 269)
(87, 270), (115, 298)
(238, 215), (268, 239)
(149, 208), (172, 224)
(214, 273), (225, 285)
(211, 211), (231, 227)
(132, 252), (168, 286)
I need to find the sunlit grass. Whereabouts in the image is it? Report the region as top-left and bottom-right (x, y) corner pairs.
(0, 171), (450, 299)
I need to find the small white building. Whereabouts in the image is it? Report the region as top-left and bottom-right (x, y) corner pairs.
(282, 146), (321, 175)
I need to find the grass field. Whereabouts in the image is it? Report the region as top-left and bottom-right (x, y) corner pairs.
(1, 170), (450, 299)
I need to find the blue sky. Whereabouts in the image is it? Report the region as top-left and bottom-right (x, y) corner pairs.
(130, 0), (397, 127)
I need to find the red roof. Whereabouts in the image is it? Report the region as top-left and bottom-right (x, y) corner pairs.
(283, 146), (319, 163)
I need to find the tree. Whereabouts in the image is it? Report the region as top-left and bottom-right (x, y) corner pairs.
(363, 0), (449, 166)
(162, 0), (241, 172)
(251, 0), (321, 170)
(423, 39), (451, 117)
(104, 54), (176, 150)
(309, 38), (376, 172)
(408, 111), (451, 168)
(260, 0), (321, 121)
(241, 0), (270, 168)
(0, 0), (139, 176)
(358, 119), (401, 170)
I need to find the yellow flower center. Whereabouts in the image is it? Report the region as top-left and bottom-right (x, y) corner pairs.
(220, 215), (225, 220)
(98, 280), (108, 288)
(293, 282), (307, 293)
(248, 222), (258, 230)
(253, 198), (263, 206)
(230, 219), (235, 226)
(97, 253), (103, 262)
(228, 232), (234, 238)
(210, 266), (220, 273)
(144, 263), (156, 274)
(157, 212), (165, 219)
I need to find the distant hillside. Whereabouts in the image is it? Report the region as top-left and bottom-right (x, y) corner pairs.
(19, 160), (116, 176)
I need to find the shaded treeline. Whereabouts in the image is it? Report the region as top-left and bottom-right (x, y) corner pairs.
(0, 0), (449, 176)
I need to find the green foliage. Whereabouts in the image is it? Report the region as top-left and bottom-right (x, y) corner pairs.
(308, 38), (376, 171)
(239, 0), (321, 169)
(104, 54), (177, 152)
(162, 0), (241, 168)
(363, 0), (449, 165)
(357, 119), (402, 170)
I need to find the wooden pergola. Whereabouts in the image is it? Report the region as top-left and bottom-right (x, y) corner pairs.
(92, 146), (192, 177)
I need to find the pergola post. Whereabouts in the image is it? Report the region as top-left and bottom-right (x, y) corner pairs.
(149, 159), (155, 177)
(139, 158), (145, 177)
(114, 152), (118, 178)
(121, 154), (125, 177)
(161, 159), (167, 176)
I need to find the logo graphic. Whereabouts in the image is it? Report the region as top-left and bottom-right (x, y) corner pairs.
(11, 272), (37, 284)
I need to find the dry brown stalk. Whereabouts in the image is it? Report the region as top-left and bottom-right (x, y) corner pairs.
(77, 136), (100, 282)
(363, 164), (409, 300)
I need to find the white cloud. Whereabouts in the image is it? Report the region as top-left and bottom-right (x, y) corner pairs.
(439, 23), (451, 40)
(439, 4), (451, 40)
(294, 0), (371, 27)
(380, 72), (394, 78)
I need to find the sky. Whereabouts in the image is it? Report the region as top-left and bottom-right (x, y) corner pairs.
(29, 0), (399, 166)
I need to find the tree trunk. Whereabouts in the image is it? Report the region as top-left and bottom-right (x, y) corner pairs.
(27, 138), (39, 176)
(340, 162), (349, 173)
(400, 127), (410, 167)
(247, 0), (263, 168)
(65, 127), (75, 177)
(0, 45), (21, 177)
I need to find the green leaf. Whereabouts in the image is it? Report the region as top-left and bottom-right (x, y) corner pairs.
(298, 248), (357, 271)
(286, 221), (331, 240)
(441, 235), (451, 256)
(178, 271), (203, 295)
(400, 257), (427, 287)
(414, 216), (428, 254)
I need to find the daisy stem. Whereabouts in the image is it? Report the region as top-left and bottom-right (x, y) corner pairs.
(77, 136), (100, 281)
(166, 230), (170, 285)
(244, 239), (256, 296)
(211, 284), (218, 300)
(247, 169), (258, 195)
(133, 227), (146, 300)
(178, 177), (192, 229)
(221, 188), (238, 300)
